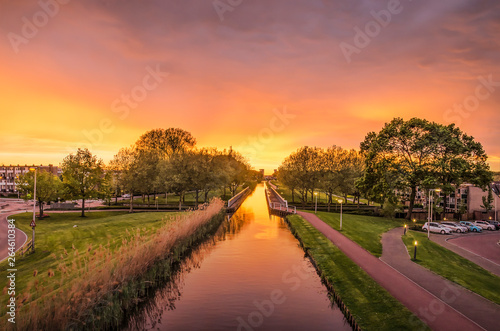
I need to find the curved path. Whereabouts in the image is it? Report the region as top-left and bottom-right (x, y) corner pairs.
(430, 232), (500, 277)
(0, 206), (29, 263)
(381, 228), (499, 331)
(297, 211), (485, 331)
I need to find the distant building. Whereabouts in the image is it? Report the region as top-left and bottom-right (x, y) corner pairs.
(0, 164), (60, 195)
(397, 182), (500, 220)
(259, 169), (265, 177)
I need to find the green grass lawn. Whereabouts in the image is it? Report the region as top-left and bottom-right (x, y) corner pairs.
(402, 231), (500, 305)
(287, 214), (429, 331)
(0, 211), (177, 297)
(313, 211), (405, 257)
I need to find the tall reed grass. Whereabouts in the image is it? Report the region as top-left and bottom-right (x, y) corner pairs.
(5, 198), (224, 330)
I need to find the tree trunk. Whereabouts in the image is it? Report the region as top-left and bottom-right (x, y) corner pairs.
(81, 198), (86, 217)
(442, 193), (448, 220)
(406, 185), (417, 220)
(195, 189), (199, 208)
(38, 199), (43, 218)
(204, 190), (209, 203)
(291, 189), (295, 203)
(178, 192), (183, 211)
(129, 195), (134, 213)
(327, 193), (331, 212)
(147, 194), (150, 208)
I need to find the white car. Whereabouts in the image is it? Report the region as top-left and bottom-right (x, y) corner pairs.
(474, 220), (496, 231)
(441, 222), (469, 233)
(422, 222), (452, 234)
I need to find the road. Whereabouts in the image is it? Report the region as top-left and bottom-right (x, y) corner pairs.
(0, 200), (29, 262)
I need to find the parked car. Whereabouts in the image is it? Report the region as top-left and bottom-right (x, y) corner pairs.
(486, 220), (500, 230)
(474, 220), (496, 231)
(441, 221), (469, 233)
(422, 222), (452, 234)
(459, 221), (482, 232)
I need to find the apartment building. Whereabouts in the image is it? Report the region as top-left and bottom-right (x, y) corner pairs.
(0, 164), (60, 195)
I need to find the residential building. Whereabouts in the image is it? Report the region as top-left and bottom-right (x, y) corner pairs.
(0, 164), (60, 195)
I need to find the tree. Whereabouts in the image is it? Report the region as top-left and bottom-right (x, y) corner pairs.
(62, 148), (106, 217)
(428, 123), (492, 217)
(159, 151), (197, 211)
(361, 118), (448, 219)
(109, 147), (139, 213)
(135, 128), (196, 158)
(277, 146), (321, 207)
(16, 170), (63, 218)
(481, 186), (494, 212)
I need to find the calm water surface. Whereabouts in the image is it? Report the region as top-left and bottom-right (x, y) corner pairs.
(125, 184), (350, 330)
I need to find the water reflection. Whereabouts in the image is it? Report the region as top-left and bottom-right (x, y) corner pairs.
(125, 184), (350, 331)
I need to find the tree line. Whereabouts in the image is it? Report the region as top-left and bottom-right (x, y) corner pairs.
(16, 128), (260, 217)
(277, 118), (492, 219)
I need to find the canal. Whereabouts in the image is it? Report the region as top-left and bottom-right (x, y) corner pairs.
(125, 184), (350, 330)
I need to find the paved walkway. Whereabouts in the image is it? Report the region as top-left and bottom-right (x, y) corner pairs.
(431, 232), (500, 277)
(297, 211), (486, 331)
(381, 228), (499, 331)
(0, 207), (29, 263)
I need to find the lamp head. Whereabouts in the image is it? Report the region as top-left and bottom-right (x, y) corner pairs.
(414, 241), (418, 246)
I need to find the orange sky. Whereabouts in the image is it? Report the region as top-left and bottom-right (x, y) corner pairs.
(1, 1), (499, 173)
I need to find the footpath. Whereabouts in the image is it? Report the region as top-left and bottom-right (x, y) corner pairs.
(297, 211), (487, 331)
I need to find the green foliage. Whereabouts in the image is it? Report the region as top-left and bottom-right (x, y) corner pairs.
(61, 148), (106, 217)
(359, 118), (492, 219)
(481, 187), (494, 211)
(277, 146), (364, 207)
(16, 169), (63, 216)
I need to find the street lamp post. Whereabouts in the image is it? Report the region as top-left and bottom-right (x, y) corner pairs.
(30, 167), (37, 253)
(314, 192), (318, 214)
(156, 196), (158, 210)
(427, 188), (441, 239)
(338, 199), (343, 230)
(413, 241), (418, 260)
(495, 194), (497, 222)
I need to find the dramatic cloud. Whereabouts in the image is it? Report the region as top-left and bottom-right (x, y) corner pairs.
(0, 0), (499, 171)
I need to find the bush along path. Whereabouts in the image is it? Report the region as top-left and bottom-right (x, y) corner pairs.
(3, 199), (225, 331)
(296, 211), (483, 331)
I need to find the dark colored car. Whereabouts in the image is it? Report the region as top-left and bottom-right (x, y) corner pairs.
(486, 220), (500, 230)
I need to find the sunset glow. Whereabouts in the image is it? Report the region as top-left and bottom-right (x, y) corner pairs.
(1, 1), (499, 172)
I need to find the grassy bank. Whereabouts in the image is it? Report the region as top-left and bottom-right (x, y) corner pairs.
(1, 211), (163, 295)
(314, 211), (404, 257)
(286, 214), (428, 330)
(1, 201), (225, 330)
(402, 231), (500, 305)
